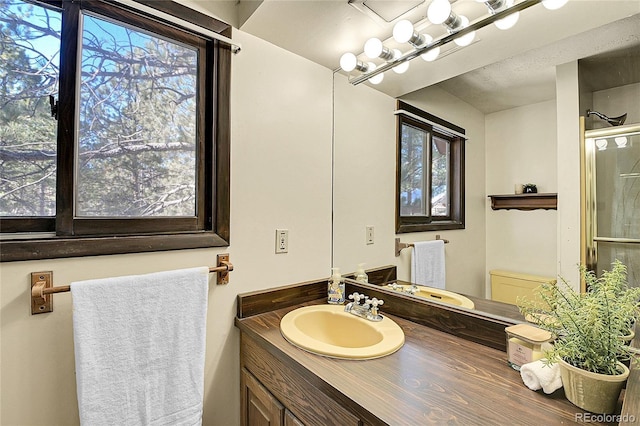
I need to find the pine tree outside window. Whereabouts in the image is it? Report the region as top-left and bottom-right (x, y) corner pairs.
(0, 0), (231, 261)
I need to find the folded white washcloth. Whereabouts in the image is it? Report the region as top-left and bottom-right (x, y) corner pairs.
(520, 359), (562, 394)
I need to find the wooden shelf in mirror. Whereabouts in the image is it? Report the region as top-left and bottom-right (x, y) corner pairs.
(488, 193), (557, 211)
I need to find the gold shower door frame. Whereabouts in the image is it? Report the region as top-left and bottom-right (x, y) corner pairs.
(581, 119), (640, 292)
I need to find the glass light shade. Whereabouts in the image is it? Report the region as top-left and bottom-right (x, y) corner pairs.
(420, 34), (440, 61)
(495, 11), (519, 30)
(391, 49), (410, 74)
(494, 0), (519, 30)
(615, 137), (628, 148)
(542, 0), (568, 10)
(339, 53), (358, 72)
(366, 62), (384, 84)
(427, 0), (452, 25)
(595, 139), (608, 150)
(453, 16), (475, 47)
(364, 38), (383, 59)
(393, 20), (415, 44)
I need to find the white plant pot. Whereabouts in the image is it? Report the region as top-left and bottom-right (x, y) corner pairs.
(558, 358), (629, 414)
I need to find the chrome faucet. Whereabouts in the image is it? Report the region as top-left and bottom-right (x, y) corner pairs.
(344, 292), (384, 322)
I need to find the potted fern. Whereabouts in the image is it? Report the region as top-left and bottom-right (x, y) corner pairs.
(519, 260), (640, 414)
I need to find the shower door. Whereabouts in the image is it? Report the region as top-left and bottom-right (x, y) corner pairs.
(584, 122), (640, 288)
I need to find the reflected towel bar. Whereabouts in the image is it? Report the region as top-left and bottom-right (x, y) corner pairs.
(395, 236), (449, 257)
(30, 253), (233, 314)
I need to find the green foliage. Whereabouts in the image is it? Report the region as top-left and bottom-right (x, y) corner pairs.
(1, 1), (198, 218)
(519, 260), (640, 375)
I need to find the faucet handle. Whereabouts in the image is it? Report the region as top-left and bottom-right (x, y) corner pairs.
(369, 298), (384, 317)
(348, 292), (365, 304)
(369, 298), (384, 308)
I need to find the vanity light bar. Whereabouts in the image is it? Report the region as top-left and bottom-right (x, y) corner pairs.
(349, 0), (541, 85)
(394, 109), (468, 140)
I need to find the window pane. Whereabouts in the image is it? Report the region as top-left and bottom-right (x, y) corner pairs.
(76, 14), (198, 217)
(0, 0), (60, 217)
(400, 123), (427, 216)
(431, 135), (450, 216)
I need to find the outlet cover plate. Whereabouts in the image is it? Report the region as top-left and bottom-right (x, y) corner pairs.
(276, 229), (288, 253)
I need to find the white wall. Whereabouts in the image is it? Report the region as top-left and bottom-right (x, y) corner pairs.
(332, 75), (397, 274)
(593, 82), (640, 125)
(556, 61), (583, 289)
(0, 29), (333, 426)
(485, 100), (558, 291)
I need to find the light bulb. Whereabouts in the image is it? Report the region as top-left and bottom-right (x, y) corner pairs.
(495, 11), (519, 29)
(427, 0), (452, 25)
(393, 20), (415, 44)
(595, 139), (608, 151)
(542, 0), (568, 10)
(453, 16), (475, 47)
(364, 38), (383, 59)
(339, 53), (357, 72)
(615, 137), (628, 148)
(367, 62), (384, 85)
(493, 0), (519, 30)
(391, 49), (410, 74)
(420, 34), (440, 61)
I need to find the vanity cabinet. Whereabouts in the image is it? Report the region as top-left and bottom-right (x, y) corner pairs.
(236, 279), (632, 425)
(240, 333), (362, 426)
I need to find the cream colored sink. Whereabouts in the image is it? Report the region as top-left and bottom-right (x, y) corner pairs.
(280, 304), (404, 360)
(388, 284), (475, 309)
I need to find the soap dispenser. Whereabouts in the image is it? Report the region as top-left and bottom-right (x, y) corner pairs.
(327, 267), (345, 304)
(355, 263), (368, 283)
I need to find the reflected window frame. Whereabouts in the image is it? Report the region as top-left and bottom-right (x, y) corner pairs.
(395, 101), (465, 233)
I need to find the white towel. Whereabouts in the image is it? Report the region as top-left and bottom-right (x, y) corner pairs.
(410, 240), (446, 289)
(71, 267), (209, 426)
(520, 359), (563, 394)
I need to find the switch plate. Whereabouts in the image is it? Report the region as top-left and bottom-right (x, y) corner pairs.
(276, 229), (288, 253)
(366, 226), (374, 245)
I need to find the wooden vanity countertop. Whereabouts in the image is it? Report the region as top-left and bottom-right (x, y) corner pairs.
(236, 300), (623, 426)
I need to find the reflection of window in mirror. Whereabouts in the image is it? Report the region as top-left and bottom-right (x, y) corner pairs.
(396, 101), (465, 233)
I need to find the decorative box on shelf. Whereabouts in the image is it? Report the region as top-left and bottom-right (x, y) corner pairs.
(488, 193), (557, 211)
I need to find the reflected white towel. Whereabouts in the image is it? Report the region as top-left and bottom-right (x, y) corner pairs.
(411, 240), (446, 289)
(71, 267), (209, 426)
(520, 359), (562, 394)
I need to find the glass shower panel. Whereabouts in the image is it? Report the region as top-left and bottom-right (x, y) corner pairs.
(593, 129), (640, 288)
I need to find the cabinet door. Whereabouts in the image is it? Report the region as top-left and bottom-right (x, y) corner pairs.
(284, 409), (304, 426)
(241, 368), (284, 426)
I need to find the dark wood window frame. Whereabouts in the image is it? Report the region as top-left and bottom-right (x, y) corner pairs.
(0, 0), (231, 262)
(396, 101), (465, 233)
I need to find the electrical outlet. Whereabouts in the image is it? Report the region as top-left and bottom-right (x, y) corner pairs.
(276, 229), (288, 253)
(366, 226), (374, 245)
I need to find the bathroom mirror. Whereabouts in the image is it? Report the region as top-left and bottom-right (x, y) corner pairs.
(331, 8), (640, 318)
(233, 0), (640, 319)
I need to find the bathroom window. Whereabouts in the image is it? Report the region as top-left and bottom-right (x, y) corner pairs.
(396, 101), (465, 233)
(0, 0), (231, 261)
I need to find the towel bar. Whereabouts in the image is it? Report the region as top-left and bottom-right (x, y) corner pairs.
(395, 236), (449, 257)
(30, 253), (234, 314)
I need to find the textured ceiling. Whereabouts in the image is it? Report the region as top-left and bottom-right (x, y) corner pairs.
(436, 14), (640, 113)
